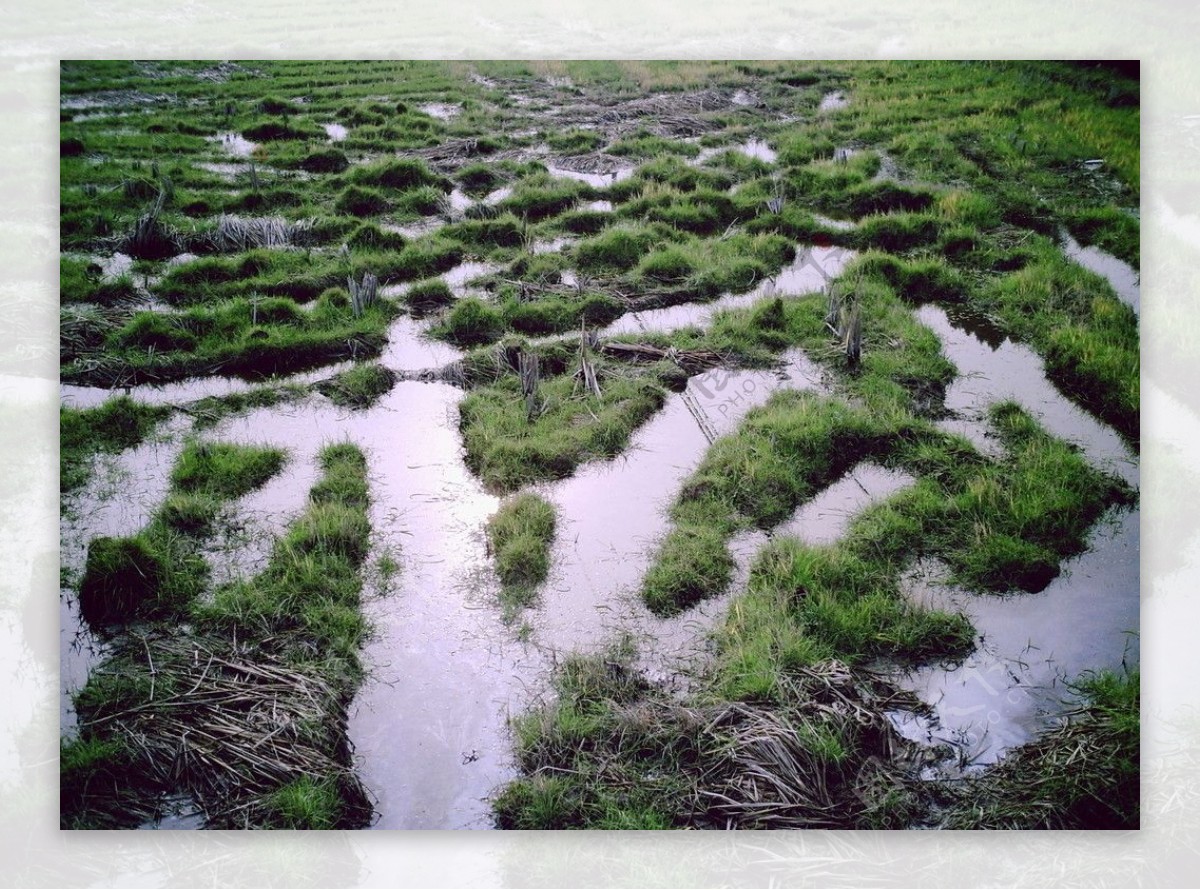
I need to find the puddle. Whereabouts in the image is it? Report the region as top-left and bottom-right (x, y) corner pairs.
(447, 189), (474, 213)
(918, 304), (1138, 487)
(731, 89), (761, 108)
(774, 464), (916, 545)
(819, 91), (849, 112)
(211, 132), (258, 158)
(380, 315), (464, 372)
(1061, 231), (1140, 314)
(812, 212), (857, 231)
(598, 244), (856, 338)
(323, 123), (348, 142)
(583, 199), (613, 213)
(530, 236), (574, 255)
(340, 383), (542, 829)
(895, 505), (1139, 767)
(483, 186), (512, 205)
(419, 103), (461, 121)
(442, 260), (499, 293)
(545, 163), (635, 189)
(385, 218), (445, 240)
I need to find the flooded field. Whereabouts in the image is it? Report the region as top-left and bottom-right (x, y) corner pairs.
(59, 60), (1139, 831)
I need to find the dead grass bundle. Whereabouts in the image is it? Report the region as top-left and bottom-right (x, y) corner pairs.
(72, 634), (372, 829)
(599, 341), (725, 374)
(203, 214), (315, 252)
(551, 152), (630, 177)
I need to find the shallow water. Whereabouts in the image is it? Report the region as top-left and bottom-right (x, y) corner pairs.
(1061, 231), (1140, 314)
(323, 123), (348, 142)
(59, 415), (191, 735)
(211, 132), (258, 158)
(895, 506), (1139, 766)
(819, 91), (849, 112)
(534, 350), (827, 671)
(598, 245), (855, 338)
(419, 103), (462, 121)
(896, 300), (1141, 767)
(774, 464), (916, 545)
(918, 304), (1137, 486)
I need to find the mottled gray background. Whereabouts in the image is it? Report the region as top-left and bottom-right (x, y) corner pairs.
(2, 1), (1195, 885)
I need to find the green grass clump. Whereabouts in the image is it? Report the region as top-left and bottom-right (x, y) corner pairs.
(433, 296), (505, 347)
(317, 362), (397, 409)
(60, 257), (137, 306)
(460, 369), (667, 492)
(715, 541), (974, 700)
(69, 292), (398, 387)
(1064, 206), (1139, 268)
(261, 776), (344, 830)
(335, 185), (391, 217)
(348, 157), (445, 192)
(456, 162), (505, 196)
(499, 176), (584, 222)
(60, 736), (144, 829)
(60, 396), (171, 493)
(299, 149), (350, 174)
(979, 244), (1139, 447)
(487, 492), (557, 611)
(78, 536), (176, 627)
(170, 440), (287, 499)
(444, 214), (525, 250)
(574, 226), (657, 272)
(402, 277), (454, 314)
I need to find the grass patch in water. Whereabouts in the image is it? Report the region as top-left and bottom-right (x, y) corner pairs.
(487, 492), (557, 613)
(200, 442), (373, 674)
(170, 440), (288, 499)
(316, 362), (397, 409)
(460, 364), (668, 492)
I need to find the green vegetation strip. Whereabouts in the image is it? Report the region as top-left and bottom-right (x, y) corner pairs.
(64, 442), (377, 829)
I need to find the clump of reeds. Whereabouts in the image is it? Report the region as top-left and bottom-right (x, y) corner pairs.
(119, 188), (181, 260)
(347, 272), (379, 318)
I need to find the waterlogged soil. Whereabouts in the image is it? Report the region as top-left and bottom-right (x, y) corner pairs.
(60, 61), (1139, 830)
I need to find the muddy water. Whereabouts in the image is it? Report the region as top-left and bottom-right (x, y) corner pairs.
(1061, 231), (1140, 314)
(323, 123), (348, 142)
(598, 245), (855, 338)
(918, 304), (1137, 486)
(895, 301), (1141, 766)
